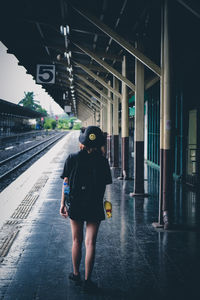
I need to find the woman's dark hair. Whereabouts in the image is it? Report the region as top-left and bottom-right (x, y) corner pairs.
(85, 145), (101, 153)
(80, 127), (86, 133)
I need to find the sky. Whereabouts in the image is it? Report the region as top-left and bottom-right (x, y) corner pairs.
(0, 41), (64, 115)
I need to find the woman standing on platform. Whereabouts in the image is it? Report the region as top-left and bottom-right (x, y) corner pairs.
(60, 126), (112, 292)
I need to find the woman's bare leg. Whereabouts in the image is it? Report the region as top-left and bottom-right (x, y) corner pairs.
(85, 221), (100, 280)
(70, 219), (84, 275)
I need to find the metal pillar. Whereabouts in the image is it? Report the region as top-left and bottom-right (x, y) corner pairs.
(102, 98), (107, 133)
(120, 55), (129, 179)
(158, 3), (165, 227)
(100, 105), (103, 130)
(153, 0), (172, 230)
(92, 110), (96, 125)
(107, 82), (112, 164)
(95, 110), (100, 126)
(113, 77), (119, 167)
(102, 97), (108, 155)
(162, 0), (173, 229)
(130, 45), (148, 196)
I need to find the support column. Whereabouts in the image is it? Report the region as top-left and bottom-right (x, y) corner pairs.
(153, 0), (172, 230)
(100, 105), (103, 130)
(95, 110), (98, 126)
(93, 110), (96, 125)
(102, 99), (107, 134)
(162, 0), (173, 229)
(112, 77), (119, 167)
(156, 1), (165, 227)
(102, 98), (108, 156)
(130, 44), (148, 196)
(119, 55), (129, 179)
(107, 82), (113, 163)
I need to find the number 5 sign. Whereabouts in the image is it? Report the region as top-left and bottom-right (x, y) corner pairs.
(36, 65), (55, 84)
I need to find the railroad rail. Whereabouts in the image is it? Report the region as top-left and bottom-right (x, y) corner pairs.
(0, 132), (67, 182)
(0, 130), (56, 150)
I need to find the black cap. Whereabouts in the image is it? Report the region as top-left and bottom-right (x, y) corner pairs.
(79, 126), (105, 147)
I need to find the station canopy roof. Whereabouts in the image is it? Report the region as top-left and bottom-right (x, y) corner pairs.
(0, 0), (199, 118)
(0, 99), (45, 119)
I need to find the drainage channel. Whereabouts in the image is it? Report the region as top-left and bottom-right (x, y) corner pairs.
(0, 172), (51, 262)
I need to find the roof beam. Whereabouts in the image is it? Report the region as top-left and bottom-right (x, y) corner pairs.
(56, 60), (108, 74)
(145, 76), (160, 90)
(78, 94), (99, 109)
(81, 64), (108, 73)
(73, 49), (122, 61)
(76, 82), (107, 106)
(76, 74), (113, 104)
(78, 104), (95, 123)
(79, 109), (93, 119)
(72, 28), (104, 36)
(77, 113), (88, 122)
(56, 77), (70, 85)
(176, 0), (200, 19)
(35, 22), (51, 57)
(56, 79), (70, 87)
(94, 52), (123, 62)
(77, 113), (87, 122)
(75, 62), (122, 99)
(73, 42), (135, 91)
(78, 95), (100, 111)
(78, 99), (95, 112)
(70, 3), (161, 76)
(129, 75), (160, 96)
(60, 0), (66, 22)
(76, 84), (105, 107)
(76, 87), (102, 108)
(48, 45), (122, 62)
(80, 102), (96, 114)
(78, 104), (92, 119)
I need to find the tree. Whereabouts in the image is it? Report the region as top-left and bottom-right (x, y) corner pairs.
(69, 116), (77, 129)
(36, 106), (48, 117)
(18, 92), (48, 116)
(51, 119), (57, 129)
(57, 119), (69, 130)
(18, 92), (38, 110)
(44, 118), (57, 130)
(73, 122), (81, 130)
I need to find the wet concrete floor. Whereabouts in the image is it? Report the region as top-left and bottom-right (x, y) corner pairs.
(0, 131), (200, 300)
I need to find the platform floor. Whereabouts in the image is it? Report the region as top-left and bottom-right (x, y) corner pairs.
(0, 131), (200, 300)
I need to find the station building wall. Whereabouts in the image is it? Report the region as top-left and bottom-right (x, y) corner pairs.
(145, 60), (200, 189)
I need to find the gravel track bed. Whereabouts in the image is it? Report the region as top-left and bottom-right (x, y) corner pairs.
(0, 132), (68, 193)
(0, 131), (57, 161)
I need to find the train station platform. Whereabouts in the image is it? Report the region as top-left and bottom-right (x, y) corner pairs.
(0, 131), (200, 300)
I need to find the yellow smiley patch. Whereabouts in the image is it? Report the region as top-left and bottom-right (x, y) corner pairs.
(89, 133), (96, 140)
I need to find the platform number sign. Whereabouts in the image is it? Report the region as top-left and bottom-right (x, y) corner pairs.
(36, 64), (55, 84)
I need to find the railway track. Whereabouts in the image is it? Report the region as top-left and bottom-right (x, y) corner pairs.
(0, 132), (67, 186)
(0, 130), (51, 150)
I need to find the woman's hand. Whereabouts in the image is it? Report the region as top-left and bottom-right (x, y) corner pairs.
(60, 204), (68, 218)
